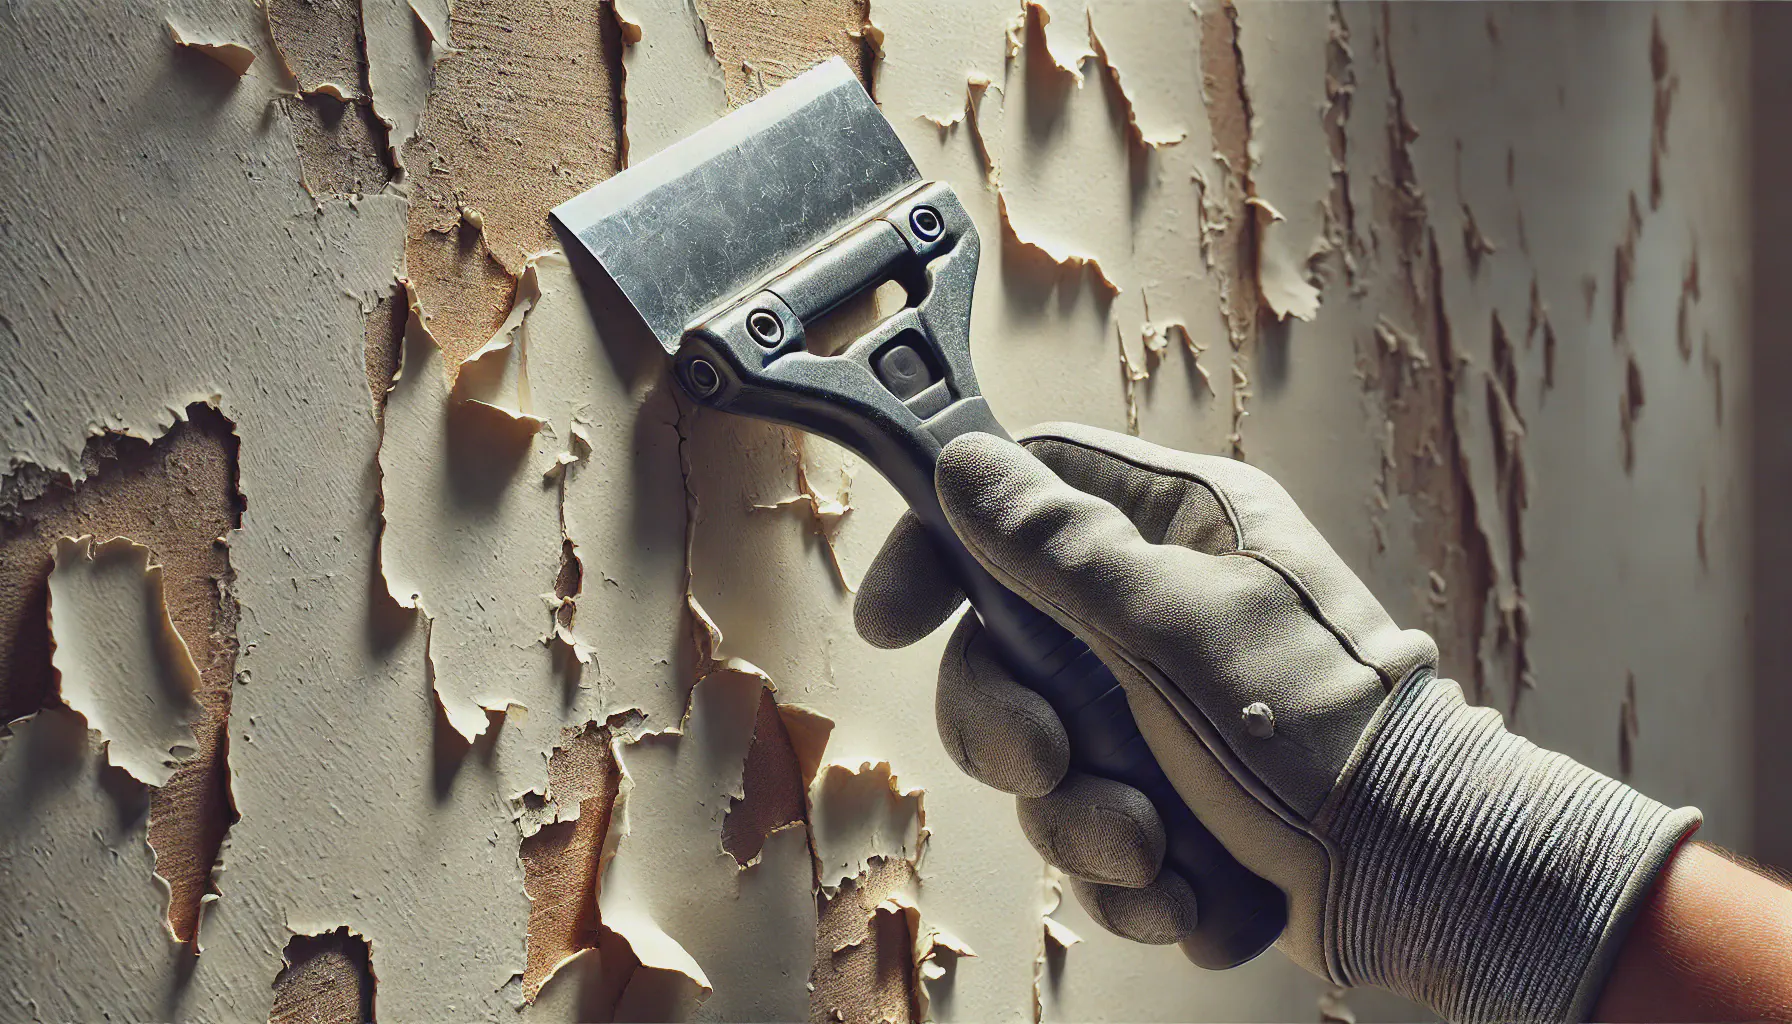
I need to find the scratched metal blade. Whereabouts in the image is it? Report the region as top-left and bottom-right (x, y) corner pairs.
(550, 57), (921, 354)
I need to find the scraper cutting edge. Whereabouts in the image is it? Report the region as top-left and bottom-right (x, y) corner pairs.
(551, 57), (1287, 969)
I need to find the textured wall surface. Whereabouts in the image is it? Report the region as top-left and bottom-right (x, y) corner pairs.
(0, 1), (1761, 1021)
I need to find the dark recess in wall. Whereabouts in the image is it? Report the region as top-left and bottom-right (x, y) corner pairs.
(1750, 2), (1792, 875)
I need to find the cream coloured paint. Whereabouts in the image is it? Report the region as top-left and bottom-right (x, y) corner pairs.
(0, 2), (1750, 1022)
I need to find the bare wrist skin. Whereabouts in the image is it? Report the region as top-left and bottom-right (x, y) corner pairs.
(1593, 843), (1792, 1023)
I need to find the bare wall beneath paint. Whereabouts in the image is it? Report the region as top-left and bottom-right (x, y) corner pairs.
(0, 1), (1770, 1021)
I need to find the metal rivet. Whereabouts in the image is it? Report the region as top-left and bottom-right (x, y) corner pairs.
(910, 205), (944, 242)
(747, 309), (784, 346)
(686, 358), (721, 397)
(1241, 702), (1276, 739)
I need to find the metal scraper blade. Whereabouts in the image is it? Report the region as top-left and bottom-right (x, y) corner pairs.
(550, 57), (921, 354)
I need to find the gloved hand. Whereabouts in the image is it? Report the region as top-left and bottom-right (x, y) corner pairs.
(855, 423), (1700, 1024)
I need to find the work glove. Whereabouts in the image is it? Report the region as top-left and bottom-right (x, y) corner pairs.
(855, 423), (1700, 1024)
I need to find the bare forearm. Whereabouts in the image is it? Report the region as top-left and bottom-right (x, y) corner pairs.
(1593, 843), (1792, 1022)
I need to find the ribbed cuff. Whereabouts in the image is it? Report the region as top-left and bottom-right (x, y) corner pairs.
(1326, 673), (1700, 1024)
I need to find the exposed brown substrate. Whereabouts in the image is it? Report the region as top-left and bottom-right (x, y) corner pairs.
(0, 403), (243, 943)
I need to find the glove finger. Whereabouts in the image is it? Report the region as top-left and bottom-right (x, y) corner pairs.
(1067, 870), (1200, 945)
(937, 612), (1070, 798)
(854, 509), (966, 649)
(1017, 770), (1165, 888)
(935, 432), (1212, 657)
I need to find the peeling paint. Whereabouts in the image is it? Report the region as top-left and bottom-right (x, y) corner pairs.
(1085, 4), (1189, 150)
(1, 402), (243, 944)
(518, 722), (620, 1002)
(875, 885), (977, 1021)
(361, 0), (445, 163)
(1461, 202), (1497, 273)
(722, 688), (808, 866)
(1031, 865), (1080, 1021)
(1621, 350), (1647, 475)
(167, 23), (256, 77)
(598, 668), (815, 1020)
(996, 192), (1123, 301)
(397, 0), (622, 366)
(810, 759), (927, 893)
(1235, 2), (1331, 322)
(0, 1), (1756, 1020)
(47, 536), (203, 789)
(1613, 190), (1645, 348)
(1650, 13), (1678, 211)
(377, 282), (562, 743)
(1678, 245), (1702, 361)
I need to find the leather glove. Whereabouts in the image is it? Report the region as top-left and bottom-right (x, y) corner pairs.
(855, 423), (1700, 1024)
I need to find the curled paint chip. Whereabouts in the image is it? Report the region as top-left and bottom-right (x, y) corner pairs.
(1086, 8), (1189, 149)
(167, 23), (256, 76)
(874, 888), (976, 1019)
(612, 0), (645, 44)
(1042, 915), (1081, 951)
(47, 536), (202, 788)
(809, 760), (926, 892)
(596, 670), (815, 1019)
(996, 191), (1122, 300)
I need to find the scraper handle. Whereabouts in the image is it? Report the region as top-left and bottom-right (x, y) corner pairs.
(676, 180), (1286, 967)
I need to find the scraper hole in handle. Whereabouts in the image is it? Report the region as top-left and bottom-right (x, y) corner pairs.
(873, 340), (936, 400)
(803, 279), (915, 356)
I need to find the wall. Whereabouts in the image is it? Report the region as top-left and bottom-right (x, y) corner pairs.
(0, 1), (1758, 1021)
(1750, 1), (1792, 882)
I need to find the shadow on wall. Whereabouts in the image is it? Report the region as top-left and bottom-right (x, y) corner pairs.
(1749, 3), (1792, 877)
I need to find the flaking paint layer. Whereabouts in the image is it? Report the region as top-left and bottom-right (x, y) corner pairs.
(0, 2), (1755, 1022)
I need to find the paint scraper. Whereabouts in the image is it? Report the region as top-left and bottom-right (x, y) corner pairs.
(551, 57), (1286, 968)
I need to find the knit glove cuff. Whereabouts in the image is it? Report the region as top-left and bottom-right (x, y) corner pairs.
(1325, 673), (1700, 1024)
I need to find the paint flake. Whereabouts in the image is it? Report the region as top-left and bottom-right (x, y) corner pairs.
(48, 536), (203, 788)
(596, 669), (815, 1020)
(810, 759), (927, 892)
(361, 0), (449, 163)
(1085, 2), (1190, 149)
(996, 191), (1122, 300)
(377, 281), (564, 742)
(875, 887), (976, 1020)
(168, 23), (257, 76)
(1234, 2), (1333, 322)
